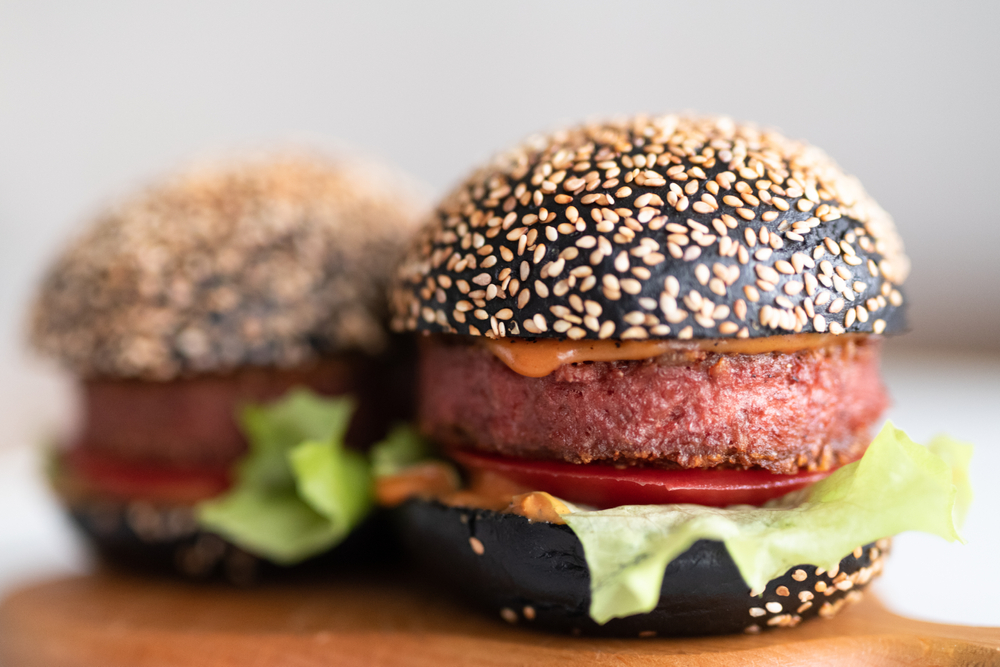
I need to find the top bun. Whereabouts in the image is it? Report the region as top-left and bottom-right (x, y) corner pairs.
(32, 154), (426, 380)
(391, 115), (908, 341)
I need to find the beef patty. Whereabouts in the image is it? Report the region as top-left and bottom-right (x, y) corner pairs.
(418, 336), (888, 474)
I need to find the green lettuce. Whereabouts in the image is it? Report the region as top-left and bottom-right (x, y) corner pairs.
(560, 422), (973, 624)
(370, 424), (433, 478)
(196, 390), (373, 565)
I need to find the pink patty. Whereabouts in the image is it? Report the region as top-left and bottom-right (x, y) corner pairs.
(418, 337), (889, 473)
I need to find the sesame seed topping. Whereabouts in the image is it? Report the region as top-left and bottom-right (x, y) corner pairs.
(32, 155), (427, 379)
(389, 115), (908, 341)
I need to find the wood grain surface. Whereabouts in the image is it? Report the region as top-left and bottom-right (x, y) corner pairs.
(1, 569), (997, 666)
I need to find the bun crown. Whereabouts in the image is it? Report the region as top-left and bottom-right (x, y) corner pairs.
(32, 155), (426, 379)
(392, 115), (907, 341)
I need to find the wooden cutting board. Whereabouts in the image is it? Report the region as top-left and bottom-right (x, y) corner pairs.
(1, 569), (997, 666)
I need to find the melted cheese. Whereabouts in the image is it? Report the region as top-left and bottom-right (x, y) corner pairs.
(480, 333), (860, 378)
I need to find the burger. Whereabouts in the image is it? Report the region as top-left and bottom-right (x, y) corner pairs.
(31, 155), (424, 582)
(382, 115), (971, 636)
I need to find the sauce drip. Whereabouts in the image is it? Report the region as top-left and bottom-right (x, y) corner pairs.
(480, 333), (862, 378)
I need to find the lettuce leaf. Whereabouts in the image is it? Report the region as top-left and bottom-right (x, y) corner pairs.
(370, 424), (433, 478)
(196, 390), (373, 565)
(560, 422), (973, 624)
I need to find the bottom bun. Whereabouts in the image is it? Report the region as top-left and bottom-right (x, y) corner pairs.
(395, 499), (887, 637)
(66, 497), (396, 584)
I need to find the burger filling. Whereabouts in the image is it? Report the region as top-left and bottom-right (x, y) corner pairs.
(372, 334), (971, 624)
(57, 355), (408, 504)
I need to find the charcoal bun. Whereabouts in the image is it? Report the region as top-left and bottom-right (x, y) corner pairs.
(395, 499), (887, 637)
(67, 496), (397, 584)
(32, 155), (427, 380)
(392, 115), (907, 341)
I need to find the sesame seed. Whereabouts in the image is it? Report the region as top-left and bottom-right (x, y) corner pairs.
(533, 244), (546, 264)
(620, 278), (642, 294)
(755, 265), (780, 283)
(469, 537), (485, 555)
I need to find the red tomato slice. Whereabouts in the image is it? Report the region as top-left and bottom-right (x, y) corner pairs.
(65, 448), (232, 503)
(451, 449), (843, 509)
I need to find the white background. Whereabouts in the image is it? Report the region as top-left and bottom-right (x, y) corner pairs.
(1, 0), (998, 630)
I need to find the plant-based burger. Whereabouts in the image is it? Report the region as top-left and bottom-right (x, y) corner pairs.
(32, 155), (425, 581)
(382, 115), (971, 636)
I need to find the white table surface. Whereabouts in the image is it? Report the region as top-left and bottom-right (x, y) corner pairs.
(1, 346), (998, 627)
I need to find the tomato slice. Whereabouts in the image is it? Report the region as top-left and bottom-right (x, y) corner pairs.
(65, 448), (232, 504)
(451, 449), (844, 509)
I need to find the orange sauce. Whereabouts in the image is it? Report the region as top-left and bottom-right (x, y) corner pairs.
(480, 333), (860, 378)
(375, 464), (570, 523)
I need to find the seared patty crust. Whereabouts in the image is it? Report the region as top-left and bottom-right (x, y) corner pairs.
(419, 336), (888, 473)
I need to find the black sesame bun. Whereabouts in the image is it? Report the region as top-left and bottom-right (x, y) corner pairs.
(392, 114), (908, 340)
(34, 154), (425, 380)
(31, 154), (426, 579)
(398, 501), (887, 637)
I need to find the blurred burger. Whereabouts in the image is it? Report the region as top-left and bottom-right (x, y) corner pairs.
(383, 115), (969, 636)
(32, 154), (425, 582)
